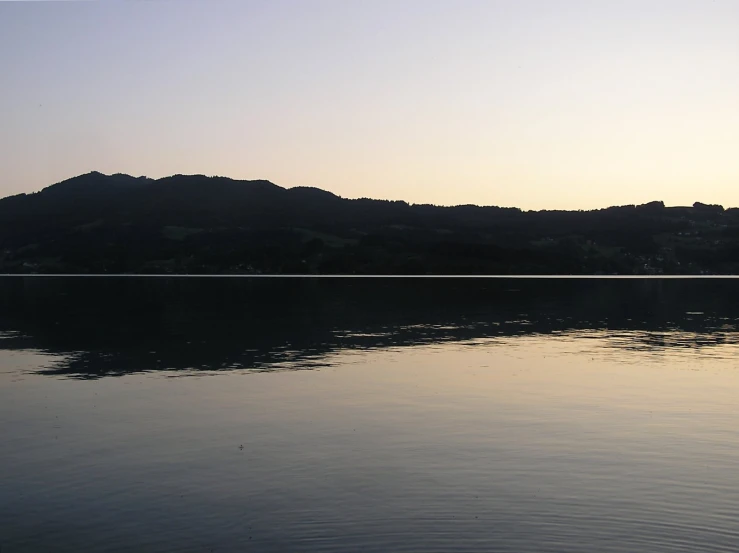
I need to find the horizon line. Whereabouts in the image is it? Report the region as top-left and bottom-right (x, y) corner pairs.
(1, 274), (737, 279)
(18, 170), (736, 213)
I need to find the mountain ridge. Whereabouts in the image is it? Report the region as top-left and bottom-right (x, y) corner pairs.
(0, 172), (736, 275)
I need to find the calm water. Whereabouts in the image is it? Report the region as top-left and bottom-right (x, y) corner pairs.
(2, 277), (739, 552)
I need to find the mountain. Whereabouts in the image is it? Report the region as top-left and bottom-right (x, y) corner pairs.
(0, 171), (737, 274)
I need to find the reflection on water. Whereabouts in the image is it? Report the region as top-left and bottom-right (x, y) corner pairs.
(1, 277), (739, 552)
(0, 277), (737, 378)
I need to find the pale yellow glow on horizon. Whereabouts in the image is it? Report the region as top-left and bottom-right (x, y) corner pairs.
(1, 0), (738, 210)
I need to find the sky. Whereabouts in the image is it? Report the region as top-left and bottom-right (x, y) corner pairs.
(1, 0), (738, 210)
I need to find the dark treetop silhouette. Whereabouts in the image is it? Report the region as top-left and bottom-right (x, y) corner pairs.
(0, 171), (736, 274)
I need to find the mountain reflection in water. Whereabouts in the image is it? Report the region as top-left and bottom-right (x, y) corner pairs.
(0, 276), (737, 379)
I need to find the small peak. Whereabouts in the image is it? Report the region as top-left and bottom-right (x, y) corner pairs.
(288, 186), (340, 200)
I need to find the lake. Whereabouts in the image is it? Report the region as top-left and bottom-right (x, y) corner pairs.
(2, 276), (739, 552)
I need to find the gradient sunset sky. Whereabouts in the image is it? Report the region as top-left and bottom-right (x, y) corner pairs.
(2, 0), (738, 209)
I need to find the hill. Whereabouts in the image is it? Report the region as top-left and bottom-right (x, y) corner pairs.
(0, 172), (737, 274)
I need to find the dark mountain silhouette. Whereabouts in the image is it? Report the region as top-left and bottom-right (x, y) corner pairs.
(1, 171), (738, 274)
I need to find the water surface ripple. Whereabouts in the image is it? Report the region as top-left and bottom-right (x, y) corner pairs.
(1, 277), (739, 552)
